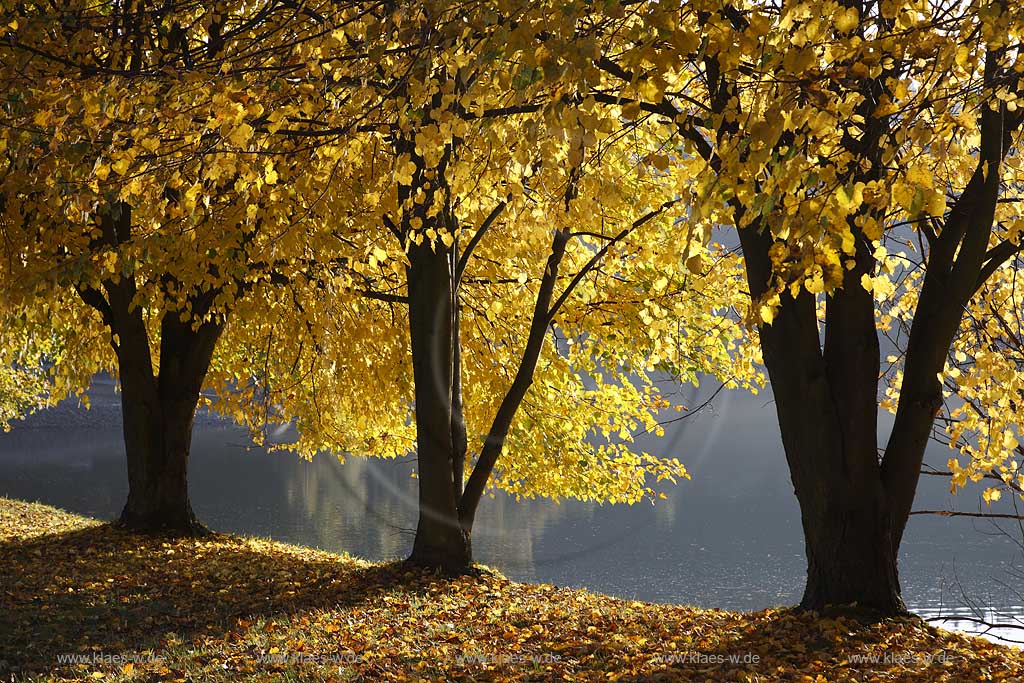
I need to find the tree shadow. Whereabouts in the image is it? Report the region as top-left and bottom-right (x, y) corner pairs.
(3, 520), (1014, 681)
(0, 523), (438, 677)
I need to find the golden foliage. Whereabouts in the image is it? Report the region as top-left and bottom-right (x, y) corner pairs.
(0, 0), (763, 508)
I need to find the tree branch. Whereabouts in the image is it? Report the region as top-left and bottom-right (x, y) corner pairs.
(911, 510), (1024, 520)
(455, 199), (507, 284)
(547, 198), (680, 322)
(974, 237), (1023, 294)
(458, 227), (571, 528)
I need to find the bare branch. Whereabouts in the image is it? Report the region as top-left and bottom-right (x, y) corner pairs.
(911, 510), (1024, 520)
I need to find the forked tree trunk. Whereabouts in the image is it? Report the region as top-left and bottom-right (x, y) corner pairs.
(763, 318), (906, 613)
(74, 203), (230, 535)
(740, 138), (1009, 614)
(661, 7), (1020, 617)
(115, 315), (222, 535)
(401, 207), (572, 572)
(742, 226), (907, 615)
(396, 94), (581, 571)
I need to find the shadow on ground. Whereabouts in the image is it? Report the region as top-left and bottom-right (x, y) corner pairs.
(2, 500), (1021, 682)
(0, 523), (429, 676)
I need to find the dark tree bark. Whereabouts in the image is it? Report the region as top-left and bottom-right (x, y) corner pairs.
(731, 38), (1021, 614)
(116, 315), (222, 534)
(117, 369), (198, 533)
(393, 51), (681, 572)
(741, 226), (905, 613)
(605, 7), (1024, 614)
(405, 234), (473, 570)
(402, 194), (574, 572)
(75, 202), (225, 535)
(394, 111), (474, 570)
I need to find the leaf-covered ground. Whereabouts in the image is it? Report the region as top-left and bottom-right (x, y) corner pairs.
(1, 498), (1021, 682)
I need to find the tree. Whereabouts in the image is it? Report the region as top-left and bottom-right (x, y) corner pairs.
(214, 1), (760, 571)
(0, 0), (340, 532)
(583, 0), (1023, 613)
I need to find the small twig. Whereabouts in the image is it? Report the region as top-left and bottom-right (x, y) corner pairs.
(926, 615), (1024, 644)
(910, 510), (1024, 520)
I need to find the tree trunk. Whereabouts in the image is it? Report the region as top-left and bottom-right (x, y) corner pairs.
(763, 314), (906, 614)
(118, 374), (201, 533)
(768, 350), (907, 614)
(405, 235), (472, 571)
(74, 202), (228, 535)
(740, 225), (906, 615)
(689, 16), (1017, 618)
(800, 487), (903, 613)
(409, 509), (472, 572)
(115, 314), (222, 535)
(402, 225), (572, 570)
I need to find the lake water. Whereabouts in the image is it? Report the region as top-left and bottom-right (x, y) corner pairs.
(2, 375), (1023, 645)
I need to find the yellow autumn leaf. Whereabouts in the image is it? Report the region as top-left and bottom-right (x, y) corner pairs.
(111, 157), (131, 176)
(834, 8), (859, 33)
(229, 123), (254, 148)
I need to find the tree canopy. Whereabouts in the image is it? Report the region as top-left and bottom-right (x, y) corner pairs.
(3, 0), (1023, 607)
(0, 1), (759, 544)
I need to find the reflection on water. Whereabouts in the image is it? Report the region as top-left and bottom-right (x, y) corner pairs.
(2, 376), (1023, 644)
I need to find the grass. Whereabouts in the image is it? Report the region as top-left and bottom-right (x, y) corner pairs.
(1, 497), (1022, 682)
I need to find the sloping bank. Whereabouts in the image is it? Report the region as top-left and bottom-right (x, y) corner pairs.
(1, 497), (1020, 682)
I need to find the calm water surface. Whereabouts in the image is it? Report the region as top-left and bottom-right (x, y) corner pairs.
(2, 375), (1023, 644)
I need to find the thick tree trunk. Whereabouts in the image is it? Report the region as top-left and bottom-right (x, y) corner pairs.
(408, 509), (472, 572)
(118, 378), (201, 533)
(74, 202), (229, 535)
(800, 489), (903, 612)
(395, 114), (478, 572)
(691, 18), (1017, 618)
(740, 225), (906, 615)
(764, 321), (907, 614)
(405, 235), (473, 571)
(115, 315), (222, 535)
(770, 373), (907, 614)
